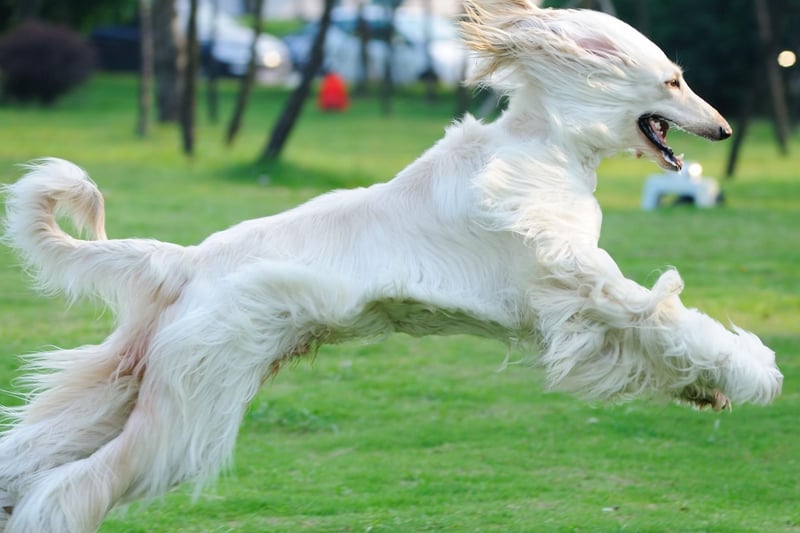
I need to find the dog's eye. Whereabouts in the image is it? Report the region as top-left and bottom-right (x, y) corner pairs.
(666, 78), (681, 89)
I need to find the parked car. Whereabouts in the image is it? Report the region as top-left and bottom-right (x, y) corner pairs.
(188, 2), (293, 83)
(283, 6), (468, 85)
(91, 2), (292, 84)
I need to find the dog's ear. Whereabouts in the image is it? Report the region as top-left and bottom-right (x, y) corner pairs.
(460, 0), (541, 58)
(544, 18), (627, 63)
(461, 1), (632, 85)
(460, 0), (544, 83)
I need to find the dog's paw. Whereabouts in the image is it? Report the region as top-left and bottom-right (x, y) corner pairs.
(678, 387), (731, 412)
(711, 390), (732, 411)
(652, 269), (684, 299)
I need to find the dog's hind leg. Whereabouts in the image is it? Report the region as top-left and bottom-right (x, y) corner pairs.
(0, 341), (140, 530)
(3, 342), (273, 532)
(4, 279), (316, 531)
(5, 263), (362, 531)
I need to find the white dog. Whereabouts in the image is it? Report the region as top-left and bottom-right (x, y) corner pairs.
(0, 1), (782, 531)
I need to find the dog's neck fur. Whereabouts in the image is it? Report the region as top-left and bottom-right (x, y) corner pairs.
(496, 86), (603, 191)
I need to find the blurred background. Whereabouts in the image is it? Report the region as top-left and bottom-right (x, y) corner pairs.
(0, 0), (797, 163)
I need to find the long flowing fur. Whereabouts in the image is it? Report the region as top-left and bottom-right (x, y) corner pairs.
(0, 2), (782, 531)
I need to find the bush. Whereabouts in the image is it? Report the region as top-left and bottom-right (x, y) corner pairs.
(0, 21), (95, 104)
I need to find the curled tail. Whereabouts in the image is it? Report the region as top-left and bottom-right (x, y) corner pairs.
(2, 158), (188, 310)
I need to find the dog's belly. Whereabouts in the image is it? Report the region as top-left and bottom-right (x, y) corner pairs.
(325, 297), (523, 344)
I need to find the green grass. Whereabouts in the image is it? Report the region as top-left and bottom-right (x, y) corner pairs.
(0, 76), (798, 532)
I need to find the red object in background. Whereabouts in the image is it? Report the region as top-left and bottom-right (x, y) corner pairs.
(318, 72), (349, 111)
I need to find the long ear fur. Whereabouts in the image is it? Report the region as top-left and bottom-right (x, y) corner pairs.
(459, 0), (542, 83)
(460, 0), (634, 87)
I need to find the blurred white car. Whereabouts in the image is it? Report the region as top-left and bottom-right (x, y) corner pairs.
(180, 1), (293, 84)
(284, 6), (468, 85)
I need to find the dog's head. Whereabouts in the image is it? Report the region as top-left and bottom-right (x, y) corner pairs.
(460, 0), (732, 171)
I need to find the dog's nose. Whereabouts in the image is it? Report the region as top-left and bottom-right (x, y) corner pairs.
(718, 125), (732, 140)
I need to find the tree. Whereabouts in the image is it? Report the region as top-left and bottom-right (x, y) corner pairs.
(354, 1), (370, 95)
(180, 0), (199, 155)
(379, 1), (399, 115)
(225, 0), (266, 146)
(206, 0), (221, 123)
(726, 0), (792, 176)
(421, 0), (438, 102)
(137, 0), (154, 137)
(454, 1), (472, 118)
(260, 0), (336, 163)
(752, 0), (790, 154)
(153, 0), (183, 123)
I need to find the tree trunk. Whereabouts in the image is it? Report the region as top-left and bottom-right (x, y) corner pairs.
(260, 0), (335, 163)
(180, 0), (199, 155)
(421, 0), (438, 102)
(454, 1), (471, 118)
(753, 0), (790, 155)
(225, 0), (266, 146)
(725, 84), (756, 178)
(380, 4), (397, 116)
(354, 1), (370, 95)
(137, 0), (154, 137)
(727, 0), (791, 176)
(153, 0), (184, 123)
(206, 0), (221, 123)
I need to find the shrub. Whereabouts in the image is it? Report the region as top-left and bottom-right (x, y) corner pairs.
(0, 21), (95, 104)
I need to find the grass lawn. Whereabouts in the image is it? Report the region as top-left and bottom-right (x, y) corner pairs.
(0, 75), (798, 532)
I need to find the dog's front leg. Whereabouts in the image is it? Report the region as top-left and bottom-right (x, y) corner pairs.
(531, 241), (782, 408)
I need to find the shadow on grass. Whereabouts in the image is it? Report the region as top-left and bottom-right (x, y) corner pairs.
(221, 158), (380, 191)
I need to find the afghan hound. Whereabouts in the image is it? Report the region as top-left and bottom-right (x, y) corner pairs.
(0, 1), (782, 530)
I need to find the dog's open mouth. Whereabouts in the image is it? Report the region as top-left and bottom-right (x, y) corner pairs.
(637, 114), (683, 171)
